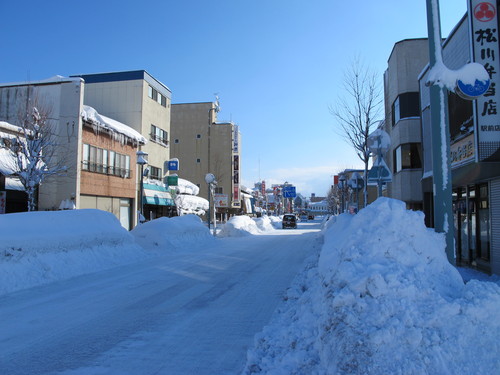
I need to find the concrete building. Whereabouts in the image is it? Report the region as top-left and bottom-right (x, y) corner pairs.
(73, 71), (176, 220)
(170, 102), (242, 218)
(383, 38), (429, 212)
(0, 77), (146, 228)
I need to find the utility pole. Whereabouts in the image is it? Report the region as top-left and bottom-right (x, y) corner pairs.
(426, 0), (455, 263)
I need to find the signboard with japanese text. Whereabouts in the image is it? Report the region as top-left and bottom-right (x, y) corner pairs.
(469, 0), (500, 161)
(450, 134), (475, 167)
(261, 180), (266, 196)
(233, 125), (239, 153)
(232, 186), (240, 207)
(167, 159), (179, 171)
(283, 186), (296, 198)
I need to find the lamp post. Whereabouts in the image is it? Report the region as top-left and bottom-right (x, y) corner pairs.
(338, 174), (346, 213)
(136, 150), (148, 223)
(205, 173), (217, 233)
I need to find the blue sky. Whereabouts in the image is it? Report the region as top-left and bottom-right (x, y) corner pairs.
(2, 0), (466, 197)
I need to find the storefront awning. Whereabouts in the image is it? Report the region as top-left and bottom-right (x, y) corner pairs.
(143, 183), (175, 206)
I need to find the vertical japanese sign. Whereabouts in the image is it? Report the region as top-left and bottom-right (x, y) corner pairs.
(261, 180), (266, 196)
(232, 125), (240, 207)
(469, 0), (500, 161)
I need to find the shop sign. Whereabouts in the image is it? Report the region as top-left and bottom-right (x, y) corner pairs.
(450, 134), (475, 167)
(168, 159), (179, 171)
(214, 193), (228, 208)
(469, 0), (500, 161)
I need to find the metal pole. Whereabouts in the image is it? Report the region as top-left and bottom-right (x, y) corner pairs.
(139, 164), (144, 221)
(207, 183), (211, 231)
(426, 0), (455, 264)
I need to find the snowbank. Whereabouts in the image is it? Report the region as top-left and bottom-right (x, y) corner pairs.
(243, 198), (500, 375)
(131, 214), (214, 249)
(0, 209), (147, 296)
(219, 215), (275, 237)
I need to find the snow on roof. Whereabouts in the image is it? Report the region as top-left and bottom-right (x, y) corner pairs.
(175, 194), (208, 215)
(0, 148), (18, 176)
(81, 105), (147, 144)
(175, 178), (200, 196)
(0, 75), (83, 88)
(0, 121), (23, 134)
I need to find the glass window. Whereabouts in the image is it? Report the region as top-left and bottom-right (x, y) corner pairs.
(392, 92), (420, 126)
(148, 85), (153, 99)
(393, 143), (422, 172)
(82, 144), (89, 170)
(150, 166), (162, 181)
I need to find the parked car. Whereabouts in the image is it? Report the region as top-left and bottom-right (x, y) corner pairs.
(308, 214), (315, 220)
(282, 214), (297, 229)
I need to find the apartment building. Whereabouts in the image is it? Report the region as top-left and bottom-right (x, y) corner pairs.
(0, 76), (145, 228)
(170, 102), (242, 218)
(73, 71), (176, 220)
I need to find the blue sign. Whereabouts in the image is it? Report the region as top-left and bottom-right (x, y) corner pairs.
(283, 186), (296, 198)
(456, 78), (490, 100)
(168, 159), (179, 171)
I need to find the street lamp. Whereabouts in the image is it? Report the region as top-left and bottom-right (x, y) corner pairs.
(205, 173), (217, 233)
(136, 150), (148, 223)
(338, 174), (346, 213)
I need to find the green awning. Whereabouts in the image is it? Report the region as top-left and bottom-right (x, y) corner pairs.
(143, 183), (175, 206)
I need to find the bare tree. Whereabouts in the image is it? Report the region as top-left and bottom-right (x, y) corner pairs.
(330, 59), (383, 208)
(10, 98), (67, 211)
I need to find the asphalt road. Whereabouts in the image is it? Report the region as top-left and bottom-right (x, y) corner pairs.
(0, 221), (322, 375)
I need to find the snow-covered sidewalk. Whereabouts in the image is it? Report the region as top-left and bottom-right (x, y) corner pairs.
(242, 198), (500, 375)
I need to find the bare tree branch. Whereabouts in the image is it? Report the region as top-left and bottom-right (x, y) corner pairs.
(329, 58), (383, 208)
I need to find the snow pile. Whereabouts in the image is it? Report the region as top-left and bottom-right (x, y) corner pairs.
(0, 209), (147, 296)
(219, 215), (275, 237)
(254, 216), (276, 232)
(268, 215), (282, 229)
(131, 214), (214, 249)
(243, 198), (500, 374)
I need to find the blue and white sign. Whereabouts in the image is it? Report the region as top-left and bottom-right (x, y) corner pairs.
(456, 77), (490, 100)
(168, 158), (179, 171)
(283, 186), (296, 198)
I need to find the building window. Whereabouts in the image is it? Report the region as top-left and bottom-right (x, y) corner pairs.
(196, 134), (201, 139)
(82, 143), (130, 178)
(215, 187), (223, 194)
(150, 124), (168, 146)
(448, 92), (474, 141)
(392, 92), (420, 126)
(149, 166), (162, 181)
(393, 143), (422, 172)
(174, 139), (179, 144)
(148, 85), (167, 107)
(196, 158), (201, 163)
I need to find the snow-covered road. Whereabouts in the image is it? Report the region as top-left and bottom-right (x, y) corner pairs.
(0, 222), (321, 375)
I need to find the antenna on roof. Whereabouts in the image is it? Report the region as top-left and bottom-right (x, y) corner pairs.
(214, 93), (220, 113)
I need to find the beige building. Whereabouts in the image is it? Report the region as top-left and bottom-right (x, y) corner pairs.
(170, 102), (242, 216)
(73, 71), (176, 220)
(383, 39), (429, 211)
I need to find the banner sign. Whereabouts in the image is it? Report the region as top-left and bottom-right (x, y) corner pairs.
(469, 0), (500, 161)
